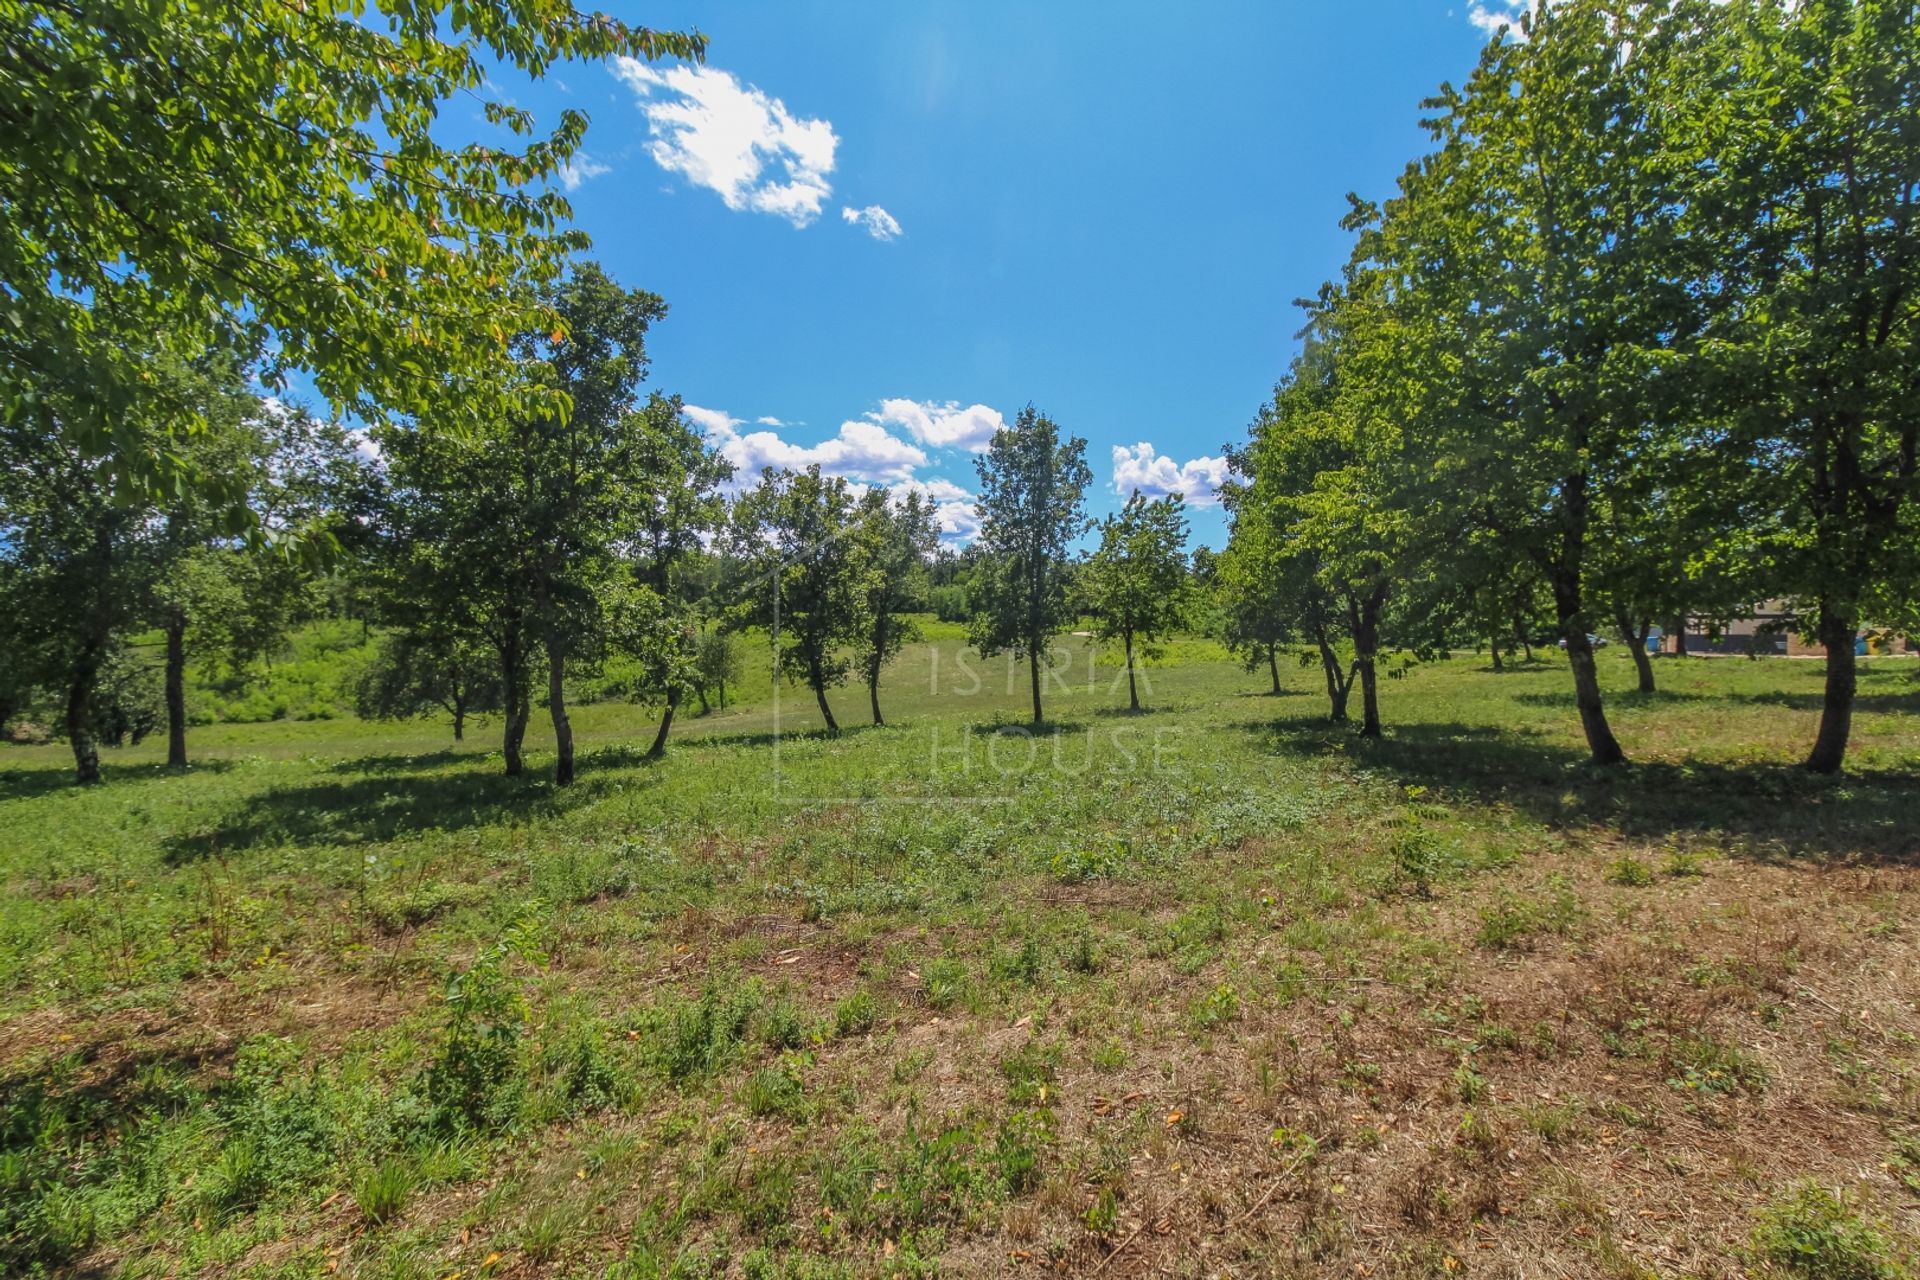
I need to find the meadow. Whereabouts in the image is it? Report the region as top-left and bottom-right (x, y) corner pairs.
(2, 629), (1917, 1279)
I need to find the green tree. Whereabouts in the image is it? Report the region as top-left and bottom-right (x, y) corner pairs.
(630, 400), (732, 758)
(854, 489), (939, 725)
(1086, 491), (1190, 712)
(727, 466), (870, 735)
(373, 263), (678, 782)
(1383, 0), (1706, 763)
(968, 406), (1092, 725)
(355, 629), (503, 742)
(1690, 0), (1920, 772)
(1, 0), (702, 513)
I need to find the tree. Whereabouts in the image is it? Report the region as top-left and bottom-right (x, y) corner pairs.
(969, 406), (1092, 725)
(629, 399), (732, 758)
(853, 489), (939, 725)
(1086, 491), (1190, 711)
(1213, 521), (1292, 695)
(2, 0), (702, 514)
(1381, 0), (1706, 763)
(0, 362), (341, 781)
(374, 262), (679, 785)
(356, 630), (503, 742)
(692, 626), (744, 714)
(728, 467), (870, 735)
(1689, 0), (1920, 772)
(142, 392), (356, 767)
(515, 265), (670, 786)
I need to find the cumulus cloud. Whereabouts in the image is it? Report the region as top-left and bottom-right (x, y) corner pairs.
(840, 204), (903, 241)
(610, 60), (838, 226)
(1467, 0), (1533, 38)
(682, 404), (926, 484)
(556, 153), (611, 191)
(868, 399), (1005, 451)
(1111, 443), (1230, 507)
(890, 476), (980, 542)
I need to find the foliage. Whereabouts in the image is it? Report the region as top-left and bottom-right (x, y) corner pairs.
(1, 0), (703, 511)
(968, 405), (1091, 724)
(1085, 491), (1190, 710)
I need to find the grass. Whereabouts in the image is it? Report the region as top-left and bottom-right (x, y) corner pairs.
(1, 630), (1918, 1276)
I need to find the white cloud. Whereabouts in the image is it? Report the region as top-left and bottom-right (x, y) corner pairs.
(1111, 442), (1230, 507)
(868, 399), (1005, 451)
(840, 204), (903, 241)
(891, 477), (980, 542)
(557, 153), (610, 191)
(755, 415), (788, 427)
(611, 60), (838, 226)
(1467, 1), (1533, 37)
(682, 404), (926, 484)
(679, 403), (741, 438)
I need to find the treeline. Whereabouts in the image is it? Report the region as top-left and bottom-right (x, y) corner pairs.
(2, 283), (1213, 784)
(1217, 0), (1919, 773)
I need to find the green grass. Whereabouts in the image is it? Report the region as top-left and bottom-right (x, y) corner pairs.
(2, 634), (1918, 1276)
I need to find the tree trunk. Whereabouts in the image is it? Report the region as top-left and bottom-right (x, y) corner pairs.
(1554, 575), (1625, 765)
(1124, 629), (1139, 711)
(1490, 634), (1504, 672)
(648, 686), (680, 759)
(814, 678), (839, 734)
(1671, 615), (1689, 657)
(1028, 641), (1043, 725)
(66, 639), (103, 785)
(548, 650), (574, 786)
(1615, 603), (1656, 695)
(695, 683), (711, 716)
(1806, 605), (1856, 774)
(164, 612), (188, 768)
(869, 672), (884, 726)
(451, 692), (465, 743)
(1267, 645), (1281, 694)
(1351, 589), (1383, 738)
(501, 635), (528, 777)
(1313, 624), (1349, 723)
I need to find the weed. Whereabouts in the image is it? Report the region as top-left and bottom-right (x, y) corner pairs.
(744, 1061), (808, 1121)
(1477, 875), (1584, 950)
(1748, 1182), (1908, 1279)
(521, 1204), (577, 1263)
(1604, 856), (1655, 887)
(419, 913), (545, 1132)
(1668, 1036), (1769, 1097)
(833, 989), (878, 1039)
(1191, 981), (1240, 1029)
(655, 982), (763, 1081)
(352, 1157), (418, 1226)
(1083, 1186), (1119, 1236)
(920, 957), (970, 1011)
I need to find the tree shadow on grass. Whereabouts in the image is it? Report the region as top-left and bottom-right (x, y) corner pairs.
(0, 755), (242, 802)
(1257, 715), (1920, 864)
(161, 767), (617, 864)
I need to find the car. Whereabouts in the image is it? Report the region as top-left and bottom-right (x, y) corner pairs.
(1556, 633), (1609, 649)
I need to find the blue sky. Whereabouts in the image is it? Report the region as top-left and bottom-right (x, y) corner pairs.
(484, 2), (1523, 545)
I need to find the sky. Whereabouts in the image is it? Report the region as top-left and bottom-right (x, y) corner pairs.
(472, 1), (1527, 545)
